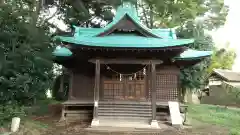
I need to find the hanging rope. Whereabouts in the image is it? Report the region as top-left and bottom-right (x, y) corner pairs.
(104, 64), (148, 76)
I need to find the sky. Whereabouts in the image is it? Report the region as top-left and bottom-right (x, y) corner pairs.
(211, 0), (240, 71)
(48, 0), (240, 71)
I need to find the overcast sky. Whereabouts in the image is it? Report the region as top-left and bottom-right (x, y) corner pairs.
(211, 0), (240, 71)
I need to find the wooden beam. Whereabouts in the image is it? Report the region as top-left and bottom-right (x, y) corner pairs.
(151, 61), (157, 120)
(88, 59), (163, 65)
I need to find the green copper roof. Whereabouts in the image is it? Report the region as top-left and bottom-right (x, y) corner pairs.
(92, 2), (161, 38)
(55, 35), (194, 48)
(72, 27), (177, 39)
(174, 49), (213, 60)
(52, 47), (212, 61)
(54, 1), (194, 48)
(53, 46), (72, 57)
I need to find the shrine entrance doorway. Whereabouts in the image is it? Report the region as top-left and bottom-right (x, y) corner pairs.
(102, 70), (148, 101)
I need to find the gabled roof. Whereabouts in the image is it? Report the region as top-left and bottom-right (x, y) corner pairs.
(210, 69), (240, 82)
(54, 1), (195, 49)
(93, 2), (161, 38)
(72, 27), (177, 39)
(53, 2), (212, 62)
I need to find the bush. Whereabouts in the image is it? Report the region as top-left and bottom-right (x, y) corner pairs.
(230, 129), (240, 135)
(24, 99), (62, 116)
(0, 105), (26, 126)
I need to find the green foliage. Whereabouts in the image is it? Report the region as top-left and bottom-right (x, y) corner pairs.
(45, 0), (227, 30)
(0, 105), (25, 126)
(178, 23), (235, 90)
(178, 22), (214, 89)
(207, 47), (236, 73)
(0, 1), (54, 105)
(24, 99), (61, 116)
(52, 74), (69, 101)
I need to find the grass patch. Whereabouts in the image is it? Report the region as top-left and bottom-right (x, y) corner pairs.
(188, 104), (240, 134)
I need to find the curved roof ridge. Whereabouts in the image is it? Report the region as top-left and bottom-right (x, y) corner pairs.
(92, 2), (162, 38)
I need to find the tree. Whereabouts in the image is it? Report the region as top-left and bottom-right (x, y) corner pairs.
(207, 45), (236, 73)
(41, 0), (228, 31)
(178, 22), (214, 91)
(138, 0), (228, 29)
(0, 1), (54, 105)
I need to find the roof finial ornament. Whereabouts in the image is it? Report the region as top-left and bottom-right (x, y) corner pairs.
(122, 0), (131, 7)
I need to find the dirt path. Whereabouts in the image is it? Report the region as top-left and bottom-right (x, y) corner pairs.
(11, 116), (229, 135)
(38, 117), (229, 135)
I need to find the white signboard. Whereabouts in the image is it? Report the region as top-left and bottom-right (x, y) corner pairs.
(168, 101), (183, 126)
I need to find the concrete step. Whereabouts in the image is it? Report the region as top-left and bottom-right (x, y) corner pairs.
(99, 101), (151, 105)
(156, 112), (169, 115)
(99, 107), (151, 111)
(98, 108), (152, 113)
(99, 105), (151, 108)
(98, 111), (152, 115)
(96, 119), (151, 128)
(99, 116), (151, 120)
(98, 112), (152, 117)
(65, 110), (92, 114)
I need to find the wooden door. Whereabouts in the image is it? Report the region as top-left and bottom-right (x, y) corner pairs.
(102, 70), (147, 101)
(125, 80), (145, 100)
(103, 80), (146, 101)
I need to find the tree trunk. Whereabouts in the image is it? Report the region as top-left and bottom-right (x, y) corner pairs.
(139, 1), (150, 28)
(31, 0), (42, 26)
(181, 87), (187, 103)
(0, 0), (4, 5)
(148, 3), (154, 28)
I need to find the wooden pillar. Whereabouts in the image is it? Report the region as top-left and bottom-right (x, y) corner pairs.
(151, 62), (156, 120)
(92, 59), (100, 126)
(150, 61), (159, 128)
(145, 66), (151, 101)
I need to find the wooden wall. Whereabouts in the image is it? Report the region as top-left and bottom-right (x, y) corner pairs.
(71, 72), (94, 100)
(70, 65), (180, 102)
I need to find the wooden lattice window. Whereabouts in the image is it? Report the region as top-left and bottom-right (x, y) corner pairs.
(156, 74), (178, 101)
(103, 81), (124, 100)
